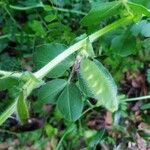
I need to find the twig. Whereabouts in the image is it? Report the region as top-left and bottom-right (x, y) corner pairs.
(0, 33), (35, 40)
(53, 7), (87, 16)
(0, 70), (22, 78)
(125, 95), (150, 102)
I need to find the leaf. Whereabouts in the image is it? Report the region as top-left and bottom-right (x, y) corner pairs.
(141, 103), (150, 110)
(147, 69), (150, 83)
(9, 0), (44, 11)
(81, 38), (95, 58)
(128, 2), (150, 17)
(0, 54), (20, 71)
(130, 20), (147, 36)
(57, 83), (83, 121)
(0, 101), (17, 125)
(131, 20), (150, 37)
(81, 1), (122, 26)
(143, 38), (150, 50)
(88, 130), (105, 147)
(0, 77), (19, 91)
(29, 20), (46, 36)
(33, 43), (74, 78)
(129, 0), (150, 8)
(111, 32), (137, 57)
(0, 39), (8, 53)
(16, 92), (29, 124)
(44, 14), (56, 22)
(141, 23), (150, 37)
(79, 59), (118, 112)
(38, 79), (67, 104)
(55, 123), (76, 150)
(45, 123), (57, 137)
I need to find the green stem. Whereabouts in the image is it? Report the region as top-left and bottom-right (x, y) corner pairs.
(9, 3), (44, 11)
(0, 101), (17, 125)
(34, 39), (86, 79)
(53, 7), (87, 15)
(125, 95), (150, 101)
(0, 70), (22, 78)
(34, 15), (133, 79)
(0, 33), (35, 40)
(55, 123), (74, 150)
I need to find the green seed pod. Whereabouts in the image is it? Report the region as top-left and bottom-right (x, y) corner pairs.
(78, 58), (118, 112)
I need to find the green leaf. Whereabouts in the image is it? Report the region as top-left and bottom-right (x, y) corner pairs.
(143, 38), (150, 50)
(128, 2), (150, 17)
(16, 92), (29, 124)
(0, 101), (17, 125)
(88, 130), (105, 147)
(81, 1), (122, 26)
(81, 38), (95, 58)
(131, 20), (150, 37)
(111, 32), (137, 57)
(0, 54), (20, 71)
(0, 77), (19, 91)
(141, 103), (150, 110)
(57, 83), (83, 121)
(129, 0), (150, 8)
(29, 20), (46, 36)
(0, 39), (8, 53)
(45, 123), (57, 137)
(147, 69), (150, 83)
(131, 20), (147, 36)
(33, 43), (74, 78)
(38, 79), (67, 104)
(44, 14), (56, 22)
(9, 0), (44, 10)
(141, 23), (150, 37)
(79, 59), (118, 112)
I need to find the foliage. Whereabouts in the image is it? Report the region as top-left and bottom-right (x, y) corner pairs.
(0, 0), (150, 149)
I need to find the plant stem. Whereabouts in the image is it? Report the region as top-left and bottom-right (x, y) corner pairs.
(53, 7), (87, 15)
(0, 70), (22, 78)
(0, 100), (17, 125)
(34, 15), (133, 79)
(9, 3), (44, 11)
(125, 95), (150, 101)
(34, 39), (86, 79)
(55, 123), (74, 150)
(0, 33), (35, 40)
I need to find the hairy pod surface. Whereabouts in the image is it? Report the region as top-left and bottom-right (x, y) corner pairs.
(79, 58), (118, 112)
